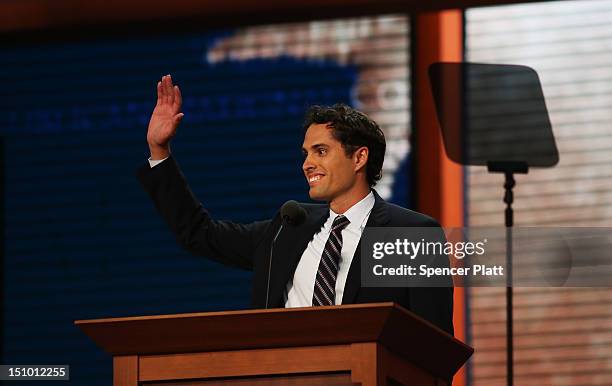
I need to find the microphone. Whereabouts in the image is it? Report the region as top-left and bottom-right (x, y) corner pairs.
(280, 200), (307, 226)
(265, 201), (307, 308)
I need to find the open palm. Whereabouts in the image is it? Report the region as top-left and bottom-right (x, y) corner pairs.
(147, 75), (184, 151)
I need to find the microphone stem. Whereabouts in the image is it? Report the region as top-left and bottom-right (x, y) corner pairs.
(265, 223), (284, 308)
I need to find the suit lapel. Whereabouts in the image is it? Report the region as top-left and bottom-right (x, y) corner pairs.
(342, 190), (390, 304)
(267, 205), (329, 307)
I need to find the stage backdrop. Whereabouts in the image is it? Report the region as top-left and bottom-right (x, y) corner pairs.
(1, 15), (412, 385)
(466, 1), (612, 385)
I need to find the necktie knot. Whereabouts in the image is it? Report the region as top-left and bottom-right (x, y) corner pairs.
(331, 215), (350, 233)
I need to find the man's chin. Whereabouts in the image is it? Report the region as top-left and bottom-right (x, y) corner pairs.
(308, 188), (329, 202)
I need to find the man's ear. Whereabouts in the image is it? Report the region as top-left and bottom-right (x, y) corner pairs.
(354, 146), (369, 172)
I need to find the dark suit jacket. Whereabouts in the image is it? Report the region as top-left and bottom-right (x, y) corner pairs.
(138, 156), (454, 336)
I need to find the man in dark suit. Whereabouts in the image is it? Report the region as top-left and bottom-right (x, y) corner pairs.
(138, 74), (454, 336)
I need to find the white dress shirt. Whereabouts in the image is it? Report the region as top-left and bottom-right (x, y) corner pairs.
(284, 191), (375, 307)
(148, 157), (375, 307)
(148, 157), (167, 168)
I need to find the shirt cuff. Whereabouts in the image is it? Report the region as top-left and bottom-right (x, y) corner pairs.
(148, 157), (168, 168)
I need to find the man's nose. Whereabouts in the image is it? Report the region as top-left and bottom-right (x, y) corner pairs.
(303, 155), (315, 173)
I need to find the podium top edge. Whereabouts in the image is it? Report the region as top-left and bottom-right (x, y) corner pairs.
(74, 302), (397, 325)
(74, 301), (473, 379)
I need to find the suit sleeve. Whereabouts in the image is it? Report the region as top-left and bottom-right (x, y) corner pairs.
(137, 156), (275, 271)
(409, 217), (455, 336)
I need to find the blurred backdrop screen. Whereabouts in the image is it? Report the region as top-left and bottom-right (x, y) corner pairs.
(1, 15), (413, 384)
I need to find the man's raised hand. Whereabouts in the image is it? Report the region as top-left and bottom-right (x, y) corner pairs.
(147, 75), (184, 160)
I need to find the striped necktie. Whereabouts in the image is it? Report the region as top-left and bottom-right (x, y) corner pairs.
(312, 215), (350, 306)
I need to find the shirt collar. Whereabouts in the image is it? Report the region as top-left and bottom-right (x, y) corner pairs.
(329, 191), (375, 232)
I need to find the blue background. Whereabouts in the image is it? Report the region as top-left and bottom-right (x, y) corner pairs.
(1, 29), (410, 384)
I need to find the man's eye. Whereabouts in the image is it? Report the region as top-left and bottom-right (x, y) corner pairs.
(318, 149), (327, 155)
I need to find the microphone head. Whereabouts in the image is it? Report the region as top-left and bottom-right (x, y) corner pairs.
(280, 200), (307, 226)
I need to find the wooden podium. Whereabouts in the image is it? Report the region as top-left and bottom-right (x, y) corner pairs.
(75, 302), (473, 386)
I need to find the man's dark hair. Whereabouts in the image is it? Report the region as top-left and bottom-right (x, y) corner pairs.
(303, 103), (386, 187)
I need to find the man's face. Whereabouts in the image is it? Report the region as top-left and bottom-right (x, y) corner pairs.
(302, 123), (358, 202)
